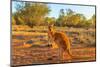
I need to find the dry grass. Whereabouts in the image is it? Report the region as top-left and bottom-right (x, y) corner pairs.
(12, 47), (95, 66)
(11, 25), (96, 66)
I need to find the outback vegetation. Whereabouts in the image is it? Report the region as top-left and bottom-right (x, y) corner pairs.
(12, 2), (96, 66)
(12, 2), (96, 28)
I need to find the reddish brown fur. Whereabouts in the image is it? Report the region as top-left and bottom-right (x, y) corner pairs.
(48, 24), (72, 60)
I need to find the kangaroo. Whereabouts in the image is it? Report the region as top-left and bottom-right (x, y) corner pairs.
(48, 24), (73, 60)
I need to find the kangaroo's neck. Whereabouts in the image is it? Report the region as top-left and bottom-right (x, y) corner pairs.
(48, 26), (55, 35)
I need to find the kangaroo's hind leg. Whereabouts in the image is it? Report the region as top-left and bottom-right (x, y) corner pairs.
(66, 48), (73, 60)
(58, 47), (64, 61)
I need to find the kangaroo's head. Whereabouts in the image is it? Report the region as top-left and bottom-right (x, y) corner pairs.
(48, 24), (54, 32)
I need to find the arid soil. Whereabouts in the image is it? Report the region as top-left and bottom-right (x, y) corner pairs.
(11, 26), (96, 66)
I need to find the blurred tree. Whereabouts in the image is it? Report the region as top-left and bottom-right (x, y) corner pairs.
(15, 2), (50, 27)
(91, 14), (96, 28)
(13, 12), (25, 25)
(66, 13), (88, 27)
(66, 9), (74, 17)
(12, 15), (16, 25)
(13, 2), (95, 28)
(57, 9), (66, 26)
(45, 17), (56, 25)
(86, 14), (96, 28)
(65, 9), (75, 26)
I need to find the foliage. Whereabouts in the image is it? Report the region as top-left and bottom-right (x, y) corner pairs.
(57, 8), (95, 28)
(13, 2), (50, 27)
(12, 15), (16, 25)
(12, 2), (95, 28)
(45, 17), (56, 25)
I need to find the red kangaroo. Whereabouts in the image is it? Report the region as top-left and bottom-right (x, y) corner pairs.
(48, 24), (73, 60)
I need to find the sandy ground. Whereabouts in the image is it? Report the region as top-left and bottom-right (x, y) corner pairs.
(11, 46), (96, 66)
